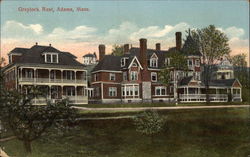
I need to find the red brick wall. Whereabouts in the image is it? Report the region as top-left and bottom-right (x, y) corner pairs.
(103, 83), (121, 99)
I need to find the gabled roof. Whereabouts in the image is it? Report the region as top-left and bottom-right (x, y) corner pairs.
(8, 45), (84, 67)
(178, 76), (193, 86)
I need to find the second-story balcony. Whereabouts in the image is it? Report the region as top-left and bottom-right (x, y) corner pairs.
(18, 67), (87, 85)
(19, 77), (87, 84)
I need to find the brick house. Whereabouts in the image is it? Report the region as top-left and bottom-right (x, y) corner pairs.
(3, 43), (88, 105)
(91, 32), (242, 103)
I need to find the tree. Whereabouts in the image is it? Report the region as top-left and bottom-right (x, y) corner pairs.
(159, 50), (188, 102)
(230, 53), (247, 67)
(192, 25), (231, 102)
(111, 44), (124, 56)
(230, 54), (250, 90)
(133, 110), (166, 143)
(0, 86), (77, 153)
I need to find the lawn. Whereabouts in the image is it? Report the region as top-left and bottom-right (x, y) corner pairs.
(2, 108), (250, 157)
(74, 101), (248, 108)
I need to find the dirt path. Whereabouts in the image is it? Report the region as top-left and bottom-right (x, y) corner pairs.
(0, 148), (9, 157)
(73, 104), (250, 112)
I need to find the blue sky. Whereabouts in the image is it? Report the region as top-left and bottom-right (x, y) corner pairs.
(1, 0), (249, 63)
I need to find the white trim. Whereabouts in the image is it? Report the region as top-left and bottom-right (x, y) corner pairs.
(92, 70), (122, 74)
(18, 66), (87, 72)
(91, 81), (121, 85)
(128, 56), (143, 69)
(148, 68), (161, 71)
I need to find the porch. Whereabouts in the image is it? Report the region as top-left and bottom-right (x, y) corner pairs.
(22, 85), (88, 105)
(178, 87), (242, 102)
(18, 67), (87, 85)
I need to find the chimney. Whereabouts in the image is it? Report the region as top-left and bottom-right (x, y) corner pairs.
(49, 43), (51, 47)
(175, 32), (182, 51)
(139, 38), (147, 69)
(98, 44), (105, 61)
(156, 43), (161, 51)
(124, 44), (129, 54)
(35, 42), (38, 45)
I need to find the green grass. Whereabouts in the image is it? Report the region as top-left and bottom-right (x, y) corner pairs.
(2, 108), (250, 157)
(73, 101), (248, 108)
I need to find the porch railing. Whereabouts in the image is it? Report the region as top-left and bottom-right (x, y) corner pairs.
(19, 77), (87, 84)
(31, 95), (88, 105)
(179, 94), (228, 102)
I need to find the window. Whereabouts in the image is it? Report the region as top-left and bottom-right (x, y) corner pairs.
(95, 87), (100, 97)
(150, 58), (158, 67)
(94, 74), (97, 81)
(66, 71), (74, 80)
(165, 58), (170, 66)
(66, 87), (75, 96)
(132, 62), (137, 67)
(123, 72), (127, 81)
(121, 58), (128, 67)
(188, 59), (193, 66)
(130, 71), (138, 81)
(45, 53), (58, 63)
(151, 72), (157, 82)
(122, 86), (139, 96)
(110, 73), (116, 81)
(25, 69), (33, 78)
(109, 87), (117, 97)
(50, 70), (56, 79)
(155, 86), (166, 96)
(195, 59), (200, 66)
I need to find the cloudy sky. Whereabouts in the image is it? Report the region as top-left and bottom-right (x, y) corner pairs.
(1, 0), (249, 65)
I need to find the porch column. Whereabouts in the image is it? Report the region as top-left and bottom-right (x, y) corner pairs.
(75, 86), (77, 104)
(61, 70), (63, 83)
(124, 85), (126, 99)
(49, 69), (51, 83)
(240, 88), (242, 101)
(34, 68), (37, 82)
(187, 87), (189, 101)
(231, 88), (233, 101)
(20, 68), (23, 81)
(74, 71), (77, 83)
(133, 85), (135, 99)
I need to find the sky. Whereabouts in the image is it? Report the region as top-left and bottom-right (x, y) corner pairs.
(0, 0), (249, 65)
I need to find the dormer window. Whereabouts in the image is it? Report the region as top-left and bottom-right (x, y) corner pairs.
(150, 58), (158, 67)
(121, 57), (128, 67)
(44, 53), (58, 63)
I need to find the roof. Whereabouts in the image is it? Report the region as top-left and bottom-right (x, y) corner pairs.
(92, 55), (121, 72)
(83, 53), (97, 58)
(7, 45), (84, 68)
(208, 79), (239, 87)
(9, 48), (29, 55)
(178, 76), (193, 86)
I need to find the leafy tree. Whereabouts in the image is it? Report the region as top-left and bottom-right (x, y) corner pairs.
(133, 110), (166, 143)
(111, 44), (124, 56)
(192, 25), (231, 102)
(159, 49), (188, 102)
(230, 53), (247, 67)
(229, 54), (250, 102)
(0, 57), (6, 67)
(0, 86), (77, 153)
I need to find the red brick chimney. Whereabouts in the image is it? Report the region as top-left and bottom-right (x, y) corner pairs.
(156, 43), (161, 51)
(175, 32), (182, 51)
(124, 44), (129, 54)
(140, 38), (147, 69)
(98, 44), (105, 61)
(139, 38), (151, 82)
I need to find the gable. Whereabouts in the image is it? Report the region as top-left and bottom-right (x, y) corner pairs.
(232, 79), (241, 88)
